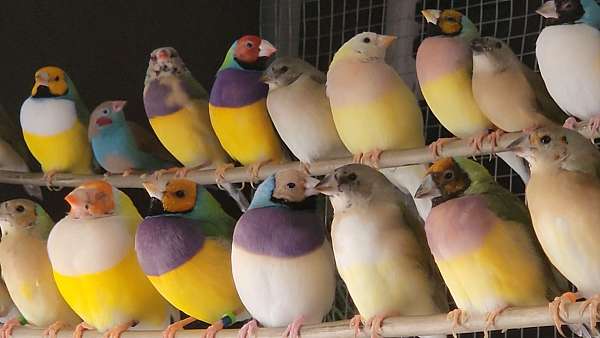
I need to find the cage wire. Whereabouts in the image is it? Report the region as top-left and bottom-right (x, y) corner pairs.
(258, 0), (600, 337)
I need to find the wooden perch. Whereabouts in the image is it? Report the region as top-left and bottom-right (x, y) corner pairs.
(0, 121), (595, 188)
(6, 300), (597, 338)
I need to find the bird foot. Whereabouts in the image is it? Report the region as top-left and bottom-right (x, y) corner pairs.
(447, 309), (468, 338)
(215, 163), (235, 189)
(121, 169), (135, 177)
(469, 131), (491, 153)
(522, 125), (540, 135)
(175, 167), (191, 178)
(362, 149), (383, 168)
(43, 171), (62, 191)
(152, 167), (178, 180)
(483, 306), (508, 338)
(203, 319), (224, 338)
(0, 318), (20, 338)
(352, 153), (363, 164)
(429, 137), (457, 159)
(73, 322), (95, 338)
(247, 161), (269, 188)
(580, 294), (600, 336)
(282, 316), (305, 338)
(102, 320), (137, 338)
(299, 162), (311, 175)
(238, 319), (259, 338)
(349, 315), (363, 338)
(588, 116), (600, 142)
(549, 291), (578, 337)
(162, 317), (196, 338)
(563, 117), (578, 130)
(365, 315), (386, 338)
(43, 321), (68, 338)
(486, 130), (505, 153)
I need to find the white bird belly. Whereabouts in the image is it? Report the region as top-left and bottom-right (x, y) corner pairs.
(20, 98), (78, 136)
(231, 242), (336, 327)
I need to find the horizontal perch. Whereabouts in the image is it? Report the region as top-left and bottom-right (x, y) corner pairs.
(7, 300), (597, 338)
(0, 121), (595, 188)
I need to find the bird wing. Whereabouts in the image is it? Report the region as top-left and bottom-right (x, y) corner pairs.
(522, 65), (568, 125)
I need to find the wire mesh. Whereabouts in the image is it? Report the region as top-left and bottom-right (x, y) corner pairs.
(258, 1), (598, 337)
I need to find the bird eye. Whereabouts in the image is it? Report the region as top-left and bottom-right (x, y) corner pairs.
(15, 205), (24, 213)
(363, 37), (371, 43)
(102, 109), (110, 115)
(443, 170), (454, 180)
(495, 42), (502, 49)
(175, 190), (185, 198)
(286, 182), (296, 189)
(246, 42), (254, 48)
(540, 135), (552, 144)
(280, 66), (289, 73)
(54, 76), (60, 81)
(150, 55), (157, 61)
(347, 173), (357, 181)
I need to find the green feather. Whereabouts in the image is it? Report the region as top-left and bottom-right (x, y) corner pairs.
(186, 187), (235, 240)
(33, 204), (54, 240)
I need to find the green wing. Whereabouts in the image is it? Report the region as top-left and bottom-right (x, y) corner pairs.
(180, 73), (209, 100)
(192, 188), (236, 240)
(522, 65), (567, 125)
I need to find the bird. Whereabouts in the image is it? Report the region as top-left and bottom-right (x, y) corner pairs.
(19, 66), (92, 187)
(89, 100), (173, 176)
(0, 199), (80, 338)
(326, 32), (431, 219)
(416, 9), (530, 183)
(414, 157), (573, 337)
(262, 57), (349, 167)
(536, 0), (600, 134)
(136, 178), (245, 338)
(0, 278), (19, 325)
(471, 37), (566, 146)
(232, 169), (336, 338)
(208, 35), (286, 183)
(144, 47), (249, 211)
(315, 164), (448, 338)
(47, 180), (173, 338)
(0, 137), (42, 200)
(509, 125), (600, 335)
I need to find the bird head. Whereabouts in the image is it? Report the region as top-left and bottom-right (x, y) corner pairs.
(261, 56), (323, 89)
(220, 35), (277, 71)
(332, 32), (397, 64)
(470, 37), (516, 73)
(31, 66), (69, 98)
(146, 47), (188, 82)
(537, 0), (586, 25)
(0, 199), (53, 239)
(415, 158), (472, 206)
(422, 9), (478, 40)
(144, 178), (198, 216)
(65, 181), (117, 219)
(88, 100), (127, 140)
(248, 169), (320, 210)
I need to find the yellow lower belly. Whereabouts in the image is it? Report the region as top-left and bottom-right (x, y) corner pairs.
(23, 123), (91, 174)
(209, 99), (284, 165)
(53, 250), (168, 331)
(147, 241), (242, 324)
(421, 70), (493, 138)
(331, 91), (424, 154)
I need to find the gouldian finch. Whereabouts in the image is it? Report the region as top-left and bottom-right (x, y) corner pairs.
(136, 178), (245, 338)
(144, 47), (249, 211)
(416, 9), (530, 183)
(326, 32), (431, 219)
(89, 100), (173, 176)
(471, 37), (566, 144)
(316, 164), (448, 338)
(0, 137), (42, 200)
(47, 181), (173, 338)
(20, 66), (92, 186)
(209, 35), (286, 181)
(232, 169), (336, 338)
(262, 57), (349, 166)
(510, 126), (600, 334)
(415, 158), (572, 337)
(0, 199), (80, 338)
(536, 0), (600, 133)
(0, 278), (19, 324)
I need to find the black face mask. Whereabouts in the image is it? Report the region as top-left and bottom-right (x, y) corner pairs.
(270, 195), (318, 211)
(147, 197), (165, 216)
(547, 0), (585, 25)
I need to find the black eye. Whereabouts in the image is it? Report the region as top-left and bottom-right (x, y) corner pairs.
(54, 76), (60, 81)
(495, 42), (502, 49)
(540, 135), (552, 144)
(150, 55), (157, 61)
(287, 182), (296, 189)
(15, 205), (24, 213)
(363, 37), (371, 43)
(443, 170), (454, 180)
(347, 173), (357, 181)
(280, 66), (289, 73)
(246, 42), (254, 48)
(102, 109), (110, 115)
(175, 190), (185, 198)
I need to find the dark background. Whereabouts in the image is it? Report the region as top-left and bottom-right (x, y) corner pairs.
(0, 1), (260, 220)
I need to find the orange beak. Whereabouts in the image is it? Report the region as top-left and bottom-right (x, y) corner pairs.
(378, 35), (397, 48)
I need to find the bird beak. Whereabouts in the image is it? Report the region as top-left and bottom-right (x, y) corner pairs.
(378, 34), (397, 48)
(111, 100), (127, 112)
(304, 176), (321, 197)
(314, 173), (338, 196)
(537, 1), (559, 19)
(415, 174), (441, 199)
(142, 181), (164, 201)
(259, 39), (277, 57)
(422, 9), (442, 24)
(95, 116), (113, 127)
(507, 134), (532, 157)
(259, 71), (272, 83)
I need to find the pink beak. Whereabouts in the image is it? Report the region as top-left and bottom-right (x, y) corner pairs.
(96, 116), (112, 127)
(258, 39), (277, 57)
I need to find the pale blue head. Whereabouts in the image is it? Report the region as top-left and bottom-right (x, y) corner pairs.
(88, 100), (128, 140)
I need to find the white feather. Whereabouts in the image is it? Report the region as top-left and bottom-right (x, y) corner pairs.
(20, 98), (77, 135)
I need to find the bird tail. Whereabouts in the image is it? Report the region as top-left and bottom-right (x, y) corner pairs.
(380, 164), (431, 220)
(497, 151), (530, 184)
(220, 182), (250, 212)
(568, 323), (596, 338)
(23, 184), (43, 201)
